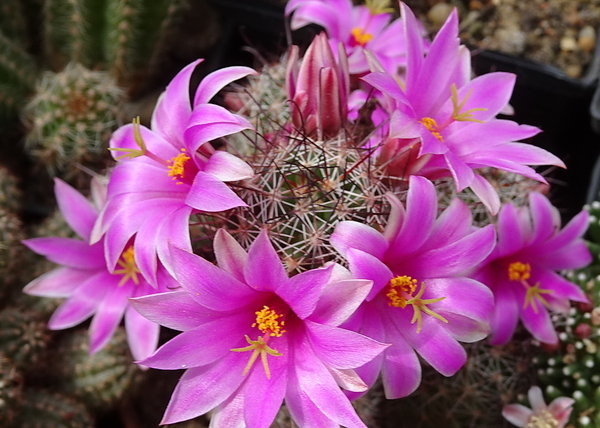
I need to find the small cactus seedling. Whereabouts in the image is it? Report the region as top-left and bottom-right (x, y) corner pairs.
(23, 62), (123, 177)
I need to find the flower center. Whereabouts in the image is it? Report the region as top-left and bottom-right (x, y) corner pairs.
(167, 149), (191, 184)
(230, 305), (286, 379)
(252, 305), (286, 337)
(508, 261), (531, 281)
(112, 246), (141, 286)
(507, 261), (554, 314)
(419, 117), (444, 142)
(386, 275), (448, 333)
(526, 409), (559, 428)
(351, 27), (373, 47)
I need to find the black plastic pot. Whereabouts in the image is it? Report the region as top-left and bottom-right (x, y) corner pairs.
(471, 47), (600, 220)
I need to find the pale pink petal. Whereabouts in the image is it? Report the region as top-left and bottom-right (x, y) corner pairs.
(502, 403), (533, 427)
(310, 279), (373, 326)
(214, 229), (248, 283)
(185, 171), (247, 212)
(23, 267), (93, 298)
(125, 304), (160, 362)
(279, 264), (334, 319)
(469, 173), (501, 215)
(345, 248), (393, 300)
(204, 150), (254, 182)
(330, 220), (389, 260)
(527, 386), (547, 412)
(23, 237), (105, 270)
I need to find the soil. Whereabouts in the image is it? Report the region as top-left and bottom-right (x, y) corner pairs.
(406, 0), (600, 79)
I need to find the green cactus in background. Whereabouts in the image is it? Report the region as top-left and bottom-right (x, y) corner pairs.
(531, 200), (600, 427)
(11, 389), (94, 428)
(23, 62), (123, 176)
(0, 207), (25, 306)
(0, 308), (49, 372)
(0, 353), (24, 427)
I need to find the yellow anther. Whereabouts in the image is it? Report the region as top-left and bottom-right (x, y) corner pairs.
(386, 275), (418, 308)
(109, 116), (148, 160)
(386, 276), (447, 333)
(451, 83), (487, 123)
(252, 306), (286, 337)
(351, 27), (374, 47)
(112, 246), (141, 286)
(523, 282), (554, 314)
(508, 261), (531, 281)
(419, 117), (444, 142)
(365, 0), (394, 14)
(230, 335), (282, 379)
(526, 409), (559, 428)
(167, 149), (190, 183)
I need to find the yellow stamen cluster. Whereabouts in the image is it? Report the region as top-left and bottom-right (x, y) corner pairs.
(419, 117), (444, 142)
(112, 246), (141, 286)
(252, 305), (286, 337)
(526, 410), (559, 428)
(386, 276), (448, 333)
(351, 27), (374, 47)
(230, 335), (282, 379)
(365, 0), (394, 14)
(450, 83), (487, 123)
(386, 275), (417, 308)
(508, 261), (531, 281)
(109, 117), (148, 160)
(167, 149), (190, 184)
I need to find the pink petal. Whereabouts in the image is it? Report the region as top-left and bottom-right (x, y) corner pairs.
(469, 173), (501, 215)
(306, 320), (387, 369)
(496, 202), (525, 256)
(160, 351), (247, 425)
(48, 271), (112, 329)
(169, 244), (260, 311)
(125, 305), (160, 362)
(502, 404), (533, 427)
(310, 279), (373, 326)
(194, 66), (256, 106)
(279, 264), (334, 319)
(141, 315), (250, 370)
(89, 282), (131, 354)
(214, 229), (248, 283)
(286, 368), (340, 428)
(129, 291), (217, 331)
(345, 248), (393, 300)
(488, 279), (520, 345)
(23, 237), (105, 270)
(519, 294), (558, 344)
(54, 178), (98, 241)
(330, 220), (389, 260)
(528, 386), (547, 412)
(204, 150), (254, 182)
(151, 59), (203, 146)
(23, 267), (93, 297)
(244, 230), (289, 292)
(186, 171), (248, 212)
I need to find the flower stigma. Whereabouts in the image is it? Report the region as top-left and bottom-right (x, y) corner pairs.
(167, 149), (191, 184)
(526, 409), (559, 428)
(365, 0), (394, 14)
(419, 117), (444, 142)
(230, 305), (286, 378)
(109, 117), (147, 160)
(351, 27), (374, 47)
(386, 275), (448, 333)
(112, 246), (141, 286)
(450, 83), (487, 123)
(507, 261), (554, 313)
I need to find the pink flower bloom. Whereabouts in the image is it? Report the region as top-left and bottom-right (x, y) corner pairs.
(330, 175), (496, 399)
(503, 386), (574, 428)
(469, 192), (591, 345)
(22, 178), (175, 361)
(286, 32), (350, 138)
(92, 59), (256, 285)
(130, 229), (387, 427)
(286, 0), (409, 75)
(363, 4), (564, 214)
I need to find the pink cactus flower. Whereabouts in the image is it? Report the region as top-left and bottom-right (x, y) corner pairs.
(470, 192), (591, 345)
(330, 175), (496, 399)
(363, 3), (564, 214)
(286, 0), (410, 75)
(503, 386), (574, 428)
(286, 32), (350, 138)
(130, 229), (387, 427)
(92, 59), (256, 285)
(23, 178), (176, 361)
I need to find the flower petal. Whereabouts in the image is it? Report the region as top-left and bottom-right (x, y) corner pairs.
(330, 220), (389, 260)
(23, 237), (105, 270)
(502, 403), (533, 427)
(204, 150), (254, 182)
(310, 279), (373, 326)
(244, 230), (289, 292)
(125, 304), (160, 362)
(193, 66), (256, 106)
(23, 267), (93, 298)
(279, 264), (334, 319)
(185, 171), (248, 212)
(214, 228), (248, 283)
(54, 178), (98, 241)
(89, 282), (131, 354)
